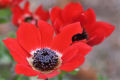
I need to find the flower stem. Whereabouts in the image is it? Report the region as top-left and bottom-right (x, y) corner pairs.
(58, 74), (63, 80)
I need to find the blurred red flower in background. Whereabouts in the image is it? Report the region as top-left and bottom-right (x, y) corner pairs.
(12, 1), (49, 27)
(0, 0), (23, 8)
(3, 20), (92, 79)
(50, 2), (115, 46)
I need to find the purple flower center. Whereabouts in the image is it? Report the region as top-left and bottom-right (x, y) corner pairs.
(32, 48), (59, 72)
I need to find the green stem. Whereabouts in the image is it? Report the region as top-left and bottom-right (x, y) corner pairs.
(58, 74), (63, 80)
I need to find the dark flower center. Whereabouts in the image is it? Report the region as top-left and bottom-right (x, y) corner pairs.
(24, 16), (38, 25)
(32, 48), (59, 72)
(24, 16), (34, 22)
(72, 29), (88, 42)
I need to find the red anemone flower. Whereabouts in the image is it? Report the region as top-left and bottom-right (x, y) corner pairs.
(50, 2), (115, 46)
(12, 1), (49, 27)
(0, 0), (23, 8)
(3, 20), (92, 79)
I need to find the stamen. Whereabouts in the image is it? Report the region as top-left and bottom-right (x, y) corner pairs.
(31, 48), (60, 72)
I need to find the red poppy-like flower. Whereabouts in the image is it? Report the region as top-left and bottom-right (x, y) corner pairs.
(3, 20), (92, 79)
(50, 2), (115, 46)
(12, 1), (49, 27)
(0, 0), (23, 8)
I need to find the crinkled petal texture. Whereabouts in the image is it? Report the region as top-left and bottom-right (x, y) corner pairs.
(3, 20), (92, 79)
(50, 2), (115, 46)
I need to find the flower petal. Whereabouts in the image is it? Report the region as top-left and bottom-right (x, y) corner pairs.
(51, 22), (83, 52)
(62, 2), (83, 23)
(87, 21), (115, 46)
(17, 23), (41, 52)
(37, 70), (60, 79)
(50, 6), (63, 24)
(24, 1), (30, 12)
(79, 8), (96, 26)
(59, 56), (85, 71)
(93, 22), (115, 37)
(3, 38), (29, 64)
(50, 7), (64, 33)
(15, 64), (39, 76)
(38, 20), (54, 47)
(11, 5), (23, 26)
(45, 70), (60, 79)
(62, 42), (92, 63)
(87, 34), (105, 46)
(35, 5), (49, 21)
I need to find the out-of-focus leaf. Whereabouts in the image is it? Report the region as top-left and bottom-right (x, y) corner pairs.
(0, 8), (11, 18)
(0, 8), (11, 23)
(7, 32), (16, 38)
(0, 18), (8, 23)
(98, 74), (108, 80)
(49, 77), (58, 80)
(15, 75), (30, 80)
(0, 78), (5, 80)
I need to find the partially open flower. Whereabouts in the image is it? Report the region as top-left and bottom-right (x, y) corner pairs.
(3, 20), (92, 79)
(50, 2), (115, 46)
(12, 1), (49, 27)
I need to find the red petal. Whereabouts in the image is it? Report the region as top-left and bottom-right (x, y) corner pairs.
(50, 7), (64, 33)
(53, 18), (64, 34)
(11, 5), (23, 26)
(87, 34), (105, 46)
(87, 21), (115, 46)
(37, 74), (47, 79)
(62, 2), (83, 23)
(15, 64), (39, 76)
(79, 8), (96, 26)
(17, 23), (41, 52)
(59, 56), (85, 71)
(45, 70), (60, 78)
(51, 22), (83, 52)
(38, 70), (60, 79)
(3, 38), (29, 64)
(35, 5), (49, 21)
(62, 42), (92, 63)
(50, 7), (63, 24)
(24, 1), (30, 12)
(93, 22), (115, 37)
(38, 20), (54, 47)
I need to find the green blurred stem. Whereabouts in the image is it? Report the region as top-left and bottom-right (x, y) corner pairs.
(58, 74), (63, 80)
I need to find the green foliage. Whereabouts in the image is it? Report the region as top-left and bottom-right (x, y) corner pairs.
(0, 32), (16, 61)
(98, 74), (108, 80)
(0, 78), (5, 80)
(0, 8), (11, 24)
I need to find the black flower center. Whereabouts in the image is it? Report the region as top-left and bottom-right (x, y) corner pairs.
(24, 16), (38, 25)
(72, 29), (88, 42)
(24, 16), (34, 22)
(32, 48), (59, 72)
